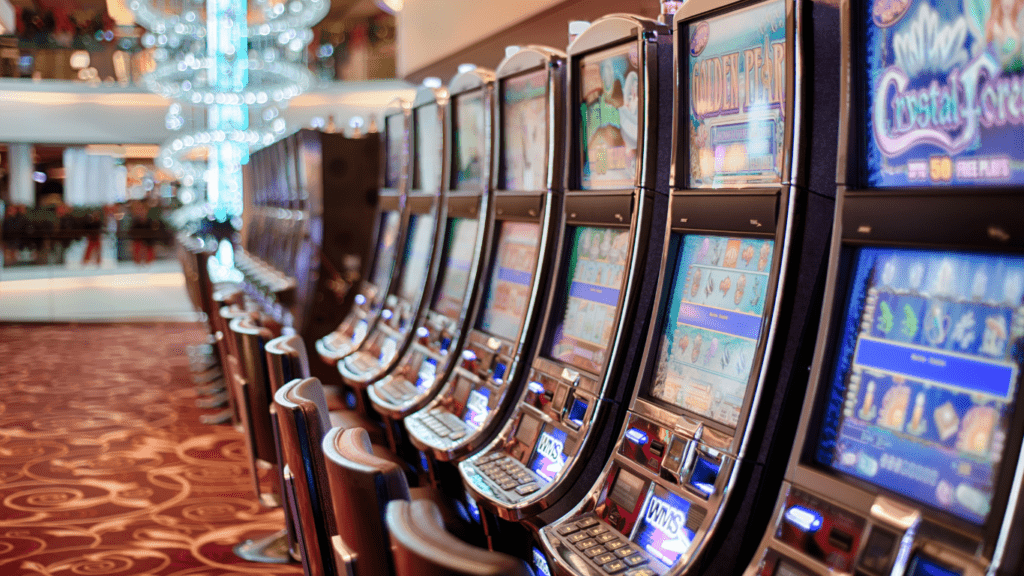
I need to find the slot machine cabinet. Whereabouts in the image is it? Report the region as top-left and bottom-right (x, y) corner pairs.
(741, 0), (1024, 574)
(237, 129), (381, 385)
(402, 46), (566, 485)
(337, 84), (450, 417)
(457, 14), (675, 560)
(364, 66), (497, 459)
(316, 100), (411, 379)
(536, 0), (842, 574)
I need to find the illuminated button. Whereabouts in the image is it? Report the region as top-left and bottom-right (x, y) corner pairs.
(499, 481), (517, 491)
(602, 560), (627, 573)
(584, 546), (607, 558)
(576, 517), (600, 529)
(623, 554), (647, 567)
(566, 533), (589, 544)
(515, 483), (539, 496)
(596, 533), (619, 545)
(556, 524), (580, 536)
(587, 525), (609, 537)
(614, 546), (638, 559)
(594, 553), (617, 564)
(449, 431), (466, 441)
(575, 539), (599, 551)
(626, 569), (656, 576)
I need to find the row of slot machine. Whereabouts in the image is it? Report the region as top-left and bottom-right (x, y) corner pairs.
(308, 0), (1024, 574)
(240, 129), (379, 361)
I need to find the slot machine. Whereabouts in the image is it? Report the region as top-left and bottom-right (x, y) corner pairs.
(317, 99), (410, 371)
(365, 67), (496, 456)
(535, 0), (842, 574)
(403, 46), (566, 484)
(458, 13), (674, 560)
(337, 84), (450, 411)
(742, 0), (1024, 574)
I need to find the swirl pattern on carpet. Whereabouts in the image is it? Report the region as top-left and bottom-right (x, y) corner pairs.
(0, 322), (302, 576)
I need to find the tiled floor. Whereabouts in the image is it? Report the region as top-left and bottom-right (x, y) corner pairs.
(0, 260), (200, 322)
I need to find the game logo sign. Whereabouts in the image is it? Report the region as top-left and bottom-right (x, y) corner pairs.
(633, 485), (698, 566)
(864, 0), (1024, 186)
(688, 0), (786, 188)
(816, 247), (1024, 524)
(579, 43), (641, 189)
(503, 70), (548, 191)
(454, 91), (486, 189)
(529, 427), (568, 484)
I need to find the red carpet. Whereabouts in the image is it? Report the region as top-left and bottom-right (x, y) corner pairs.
(0, 322), (302, 576)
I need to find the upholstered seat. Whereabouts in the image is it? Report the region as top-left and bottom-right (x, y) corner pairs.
(386, 499), (532, 576)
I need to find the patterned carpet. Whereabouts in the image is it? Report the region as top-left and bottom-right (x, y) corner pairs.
(0, 322), (302, 576)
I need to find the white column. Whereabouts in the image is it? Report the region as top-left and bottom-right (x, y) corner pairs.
(8, 143), (34, 207)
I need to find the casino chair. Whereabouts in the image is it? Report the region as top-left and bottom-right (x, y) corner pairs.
(273, 378), (338, 576)
(323, 426), (476, 576)
(386, 499), (532, 576)
(227, 315), (292, 564)
(266, 334), (387, 447)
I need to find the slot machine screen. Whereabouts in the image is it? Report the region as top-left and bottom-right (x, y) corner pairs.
(370, 211), (402, 290)
(860, 0), (1024, 187)
(453, 90), (486, 190)
(477, 221), (542, 341)
(397, 213), (436, 302)
(502, 68), (548, 191)
(548, 226), (631, 374)
(528, 425), (568, 484)
(432, 218), (479, 317)
(414, 103), (443, 191)
(814, 247), (1024, 524)
(578, 42), (640, 190)
(648, 234), (774, 428)
(385, 114), (404, 188)
(685, 0), (786, 188)
(632, 484), (698, 566)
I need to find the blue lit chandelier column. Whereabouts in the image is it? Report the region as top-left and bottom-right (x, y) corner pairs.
(130, 0), (327, 220)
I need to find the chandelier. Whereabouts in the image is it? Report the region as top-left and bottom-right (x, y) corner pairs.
(129, 0), (326, 220)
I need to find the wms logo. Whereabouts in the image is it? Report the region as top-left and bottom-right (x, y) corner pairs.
(645, 496), (686, 537)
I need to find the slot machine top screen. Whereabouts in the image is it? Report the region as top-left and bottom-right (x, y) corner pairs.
(814, 247), (1024, 524)
(385, 113), (404, 189)
(578, 42), (641, 190)
(502, 68), (549, 191)
(648, 233), (774, 428)
(453, 90), (487, 190)
(685, 0), (787, 188)
(397, 213), (436, 302)
(860, 0), (1024, 187)
(414, 103), (443, 191)
(548, 226), (631, 374)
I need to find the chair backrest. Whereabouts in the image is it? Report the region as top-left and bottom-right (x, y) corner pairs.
(274, 377), (336, 576)
(229, 315), (277, 467)
(322, 426), (411, 576)
(386, 499), (532, 576)
(265, 334), (311, 393)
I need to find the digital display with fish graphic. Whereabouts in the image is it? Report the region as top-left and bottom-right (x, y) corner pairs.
(816, 247), (1024, 524)
(649, 234), (774, 428)
(861, 0), (1024, 186)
